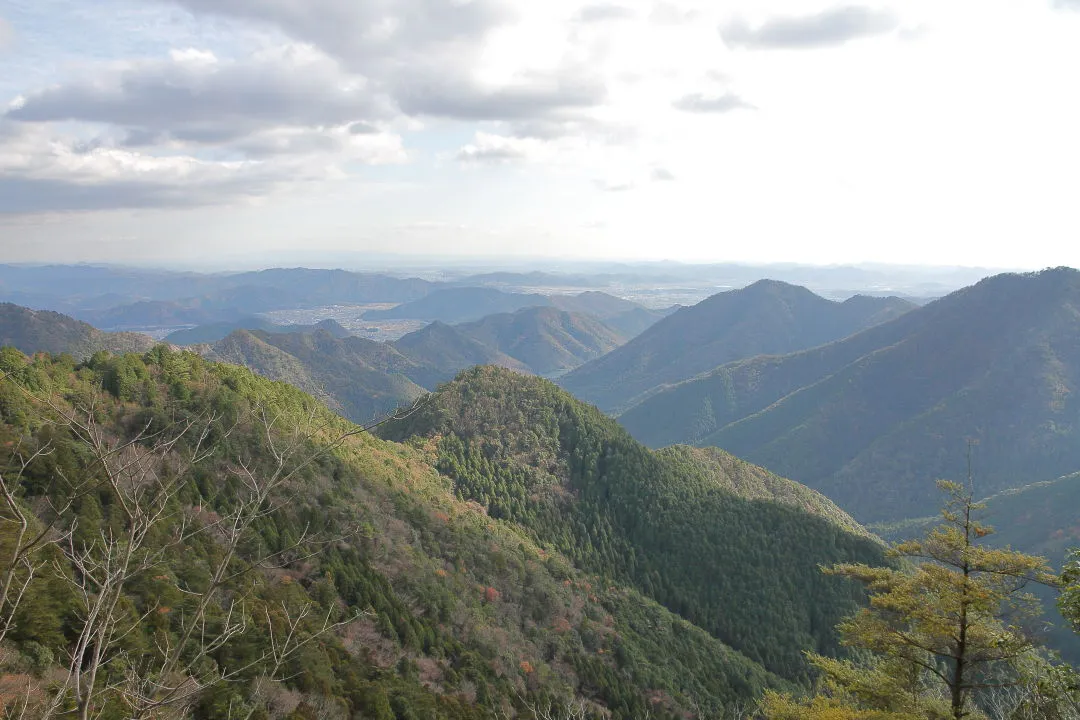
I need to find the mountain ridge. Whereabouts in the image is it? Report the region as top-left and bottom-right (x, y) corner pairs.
(559, 280), (915, 412)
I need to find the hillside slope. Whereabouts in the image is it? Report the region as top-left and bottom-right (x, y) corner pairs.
(205, 329), (428, 422)
(559, 280), (914, 412)
(379, 366), (886, 682)
(0, 348), (800, 719)
(622, 268), (1080, 522)
(0, 302), (156, 358)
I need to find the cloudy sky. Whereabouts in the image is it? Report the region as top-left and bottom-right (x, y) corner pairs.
(1, 0), (1078, 268)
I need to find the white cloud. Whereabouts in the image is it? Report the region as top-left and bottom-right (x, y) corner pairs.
(3, 0), (1080, 270)
(722, 6), (901, 50)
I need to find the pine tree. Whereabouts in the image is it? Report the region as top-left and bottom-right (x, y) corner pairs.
(764, 479), (1059, 720)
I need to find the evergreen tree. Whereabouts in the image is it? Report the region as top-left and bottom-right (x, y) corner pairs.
(763, 480), (1060, 720)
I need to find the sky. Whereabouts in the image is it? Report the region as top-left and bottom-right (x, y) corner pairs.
(0, 0), (1078, 269)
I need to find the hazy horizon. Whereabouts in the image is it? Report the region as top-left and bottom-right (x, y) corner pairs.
(2, 0), (1079, 268)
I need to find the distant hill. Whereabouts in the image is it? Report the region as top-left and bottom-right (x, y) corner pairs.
(68, 269), (436, 329)
(366, 287), (552, 323)
(454, 306), (627, 376)
(392, 305), (633, 379)
(548, 290), (642, 318)
(0, 302), (156, 358)
(620, 268), (1080, 523)
(559, 280), (915, 412)
(391, 321), (529, 384)
(368, 288), (669, 338)
(379, 366), (886, 683)
(165, 317), (351, 345)
(204, 329), (428, 422)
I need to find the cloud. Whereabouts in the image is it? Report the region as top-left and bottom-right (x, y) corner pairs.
(672, 92), (753, 113)
(576, 4), (635, 23)
(651, 167), (675, 181)
(0, 111), (401, 213)
(160, 1), (611, 126)
(7, 45), (388, 148)
(395, 70), (606, 121)
(722, 6), (900, 50)
(165, 0), (514, 68)
(455, 133), (530, 163)
(650, 2), (698, 25)
(1055, 0), (1080, 9)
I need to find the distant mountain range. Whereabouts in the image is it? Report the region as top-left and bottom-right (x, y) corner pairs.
(560, 280), (915, 413)
(364, 287), (673, 328)
(620, 268), (1080, 523)
(0, 303), (156, 359)
(164, 317), (352, 345)
(197, 305), (639, 420)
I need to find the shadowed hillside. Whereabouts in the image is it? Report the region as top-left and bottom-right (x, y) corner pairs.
(559, 280), (914, 412)
(622, 268), (1080, 523)
(0, 302), (156, 358)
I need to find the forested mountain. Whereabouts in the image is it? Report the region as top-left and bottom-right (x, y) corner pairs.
(0, 348), (834, 718)
(621, 268), (1080, 523)
(165, 318), (352, 345)
(0, 302), (156, 358)
(203, 329), (429, 423)
(391, 321), (529, 381)
(559, 280), (915, 412)
(379, 366), (887, 683)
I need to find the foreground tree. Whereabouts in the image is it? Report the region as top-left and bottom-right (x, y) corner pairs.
(763, 480), (1062, 720)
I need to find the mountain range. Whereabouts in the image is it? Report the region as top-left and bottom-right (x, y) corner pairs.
(620, 268), (1080, 523)
(559, 280), (915, 413)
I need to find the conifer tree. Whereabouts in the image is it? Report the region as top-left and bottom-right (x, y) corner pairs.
(763, 479), (1059, 720)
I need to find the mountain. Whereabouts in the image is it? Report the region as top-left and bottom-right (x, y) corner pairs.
(379, 366), (886, 683)
(391, 321), (529, 383)
(454, 306), (626, 376)
(165, 317), (351, 345)
(547, 291), (643, 318)
(559, 280), (915, 412)
(365, 287), (552, 323)
(392, 306), (633, 379)
(621, 268), (1080, 523)
(204, 328), (428, 422)
(0, 302), (156, 358)
(368, 288), (669, 341)
(600, 305), (680, 338)
(0, 348), (815, 718)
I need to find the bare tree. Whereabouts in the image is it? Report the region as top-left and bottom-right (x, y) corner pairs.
(0, 369), (427, 720)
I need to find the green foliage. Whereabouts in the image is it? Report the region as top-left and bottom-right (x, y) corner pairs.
(380, 365), (887, 683)
(0, 347), (794, 719)
(768, 481), (1070, 720)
